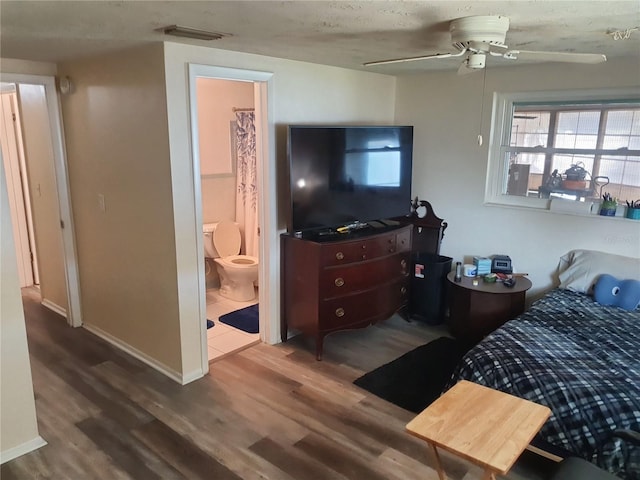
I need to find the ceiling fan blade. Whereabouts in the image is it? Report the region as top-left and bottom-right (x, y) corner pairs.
(504, 50), (607, 64)
(363, 49), (467, 67)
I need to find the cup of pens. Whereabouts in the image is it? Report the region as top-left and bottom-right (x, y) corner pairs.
(599, 193), (617, 216)
(626, 199), (640, 220)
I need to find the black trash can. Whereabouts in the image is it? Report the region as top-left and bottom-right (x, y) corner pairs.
(409, 253), (453, 325)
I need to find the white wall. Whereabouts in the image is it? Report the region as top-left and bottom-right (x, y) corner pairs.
(163, 42), (397, 378)
(396, 57), (640, 297)
(0, 162), (46, 463)
(198, 78), (253, 223)
(58, 45), (184, 377)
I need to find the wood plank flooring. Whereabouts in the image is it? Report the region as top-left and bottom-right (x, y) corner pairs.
(2, 288), (556, 480)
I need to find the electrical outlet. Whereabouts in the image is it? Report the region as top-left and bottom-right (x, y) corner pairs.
(98, 194), (106, 213)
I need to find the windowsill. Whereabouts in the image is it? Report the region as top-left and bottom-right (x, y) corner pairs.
(484, 199), (640, 222)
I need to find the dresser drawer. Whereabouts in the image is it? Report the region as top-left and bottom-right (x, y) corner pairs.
(320, 229), (408, 266)
(396, 227), (411, 252)
(319, 279), (409, 330)
(320, 253), (410, 298)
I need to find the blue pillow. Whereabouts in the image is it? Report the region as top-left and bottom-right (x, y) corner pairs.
(593, 274), (640, 311)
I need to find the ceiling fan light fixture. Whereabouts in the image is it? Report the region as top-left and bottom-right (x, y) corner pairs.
(162, 25), (228, 41)
(467, 53), (486, 69)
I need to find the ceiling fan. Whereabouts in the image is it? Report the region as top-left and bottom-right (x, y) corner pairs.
(364, 15), (607, 74)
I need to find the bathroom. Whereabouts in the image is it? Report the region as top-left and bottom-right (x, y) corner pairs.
(196, 76), (260, 362)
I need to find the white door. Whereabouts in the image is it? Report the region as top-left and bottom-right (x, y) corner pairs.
(0, 90), (38, 287)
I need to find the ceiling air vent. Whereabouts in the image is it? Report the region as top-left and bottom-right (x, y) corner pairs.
(162, 25), (228, 41)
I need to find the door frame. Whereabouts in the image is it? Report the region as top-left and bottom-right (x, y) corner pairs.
(187, 64), (274, 375)
(1, 72), (82, 328)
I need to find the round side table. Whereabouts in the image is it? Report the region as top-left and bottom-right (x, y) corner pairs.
(446, 271), (532, 342)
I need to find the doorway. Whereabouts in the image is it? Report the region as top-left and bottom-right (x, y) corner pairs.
(188, 65), (273, 370)
(195, 77), (260, 361)
(0, 73), (81, 327)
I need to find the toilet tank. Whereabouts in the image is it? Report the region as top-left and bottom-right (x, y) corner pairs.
(203, 223), (219, 258)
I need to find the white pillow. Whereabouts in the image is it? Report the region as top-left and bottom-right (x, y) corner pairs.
(558, 249), (640, 294)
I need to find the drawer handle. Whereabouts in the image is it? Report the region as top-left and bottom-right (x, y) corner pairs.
(335, 252), (344, 260)
(335, 307), (345, 317)
(361, 254), (367, 260)
(400, 286), (407, 295)
(388, 247), (396, 253)
(400, 259), (407, 268)
(361, 244), (366, 249)
(335, 277), (345, 287)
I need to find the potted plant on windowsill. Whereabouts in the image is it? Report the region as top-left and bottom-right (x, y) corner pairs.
(599, 193), (617, 216)
(626, 200), (640, 220)
(562, 163), (589, 190)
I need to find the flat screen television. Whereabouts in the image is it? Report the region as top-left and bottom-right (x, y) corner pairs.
(287, 125), (413, 234)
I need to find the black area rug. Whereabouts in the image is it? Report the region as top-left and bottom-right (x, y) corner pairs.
(219, 304), (259, 333)
(353, 337), (468, 413)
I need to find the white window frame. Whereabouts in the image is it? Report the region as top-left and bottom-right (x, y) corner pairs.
(485, 87), (640, 210)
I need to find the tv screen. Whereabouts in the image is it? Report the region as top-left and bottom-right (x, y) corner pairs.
(287, 125), (413, 233)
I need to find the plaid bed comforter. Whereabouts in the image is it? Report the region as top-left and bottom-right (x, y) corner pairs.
(450, 288), (640, 479)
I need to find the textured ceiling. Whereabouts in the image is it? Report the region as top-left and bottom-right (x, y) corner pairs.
(1, 1), (639, 74)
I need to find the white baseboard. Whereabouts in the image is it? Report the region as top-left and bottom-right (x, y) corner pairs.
(41, 299), (67, 318)
(182, 368), (206, 385)
(1, 436), (47, 464)
(82, 323), (205, 385)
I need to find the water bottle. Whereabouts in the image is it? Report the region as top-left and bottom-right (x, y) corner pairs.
(454, 261), (462, 282)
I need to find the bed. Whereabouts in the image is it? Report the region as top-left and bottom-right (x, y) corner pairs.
(449, 250), (640, 479)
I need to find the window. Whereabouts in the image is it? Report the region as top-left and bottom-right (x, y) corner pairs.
(486, 89), (640, 211)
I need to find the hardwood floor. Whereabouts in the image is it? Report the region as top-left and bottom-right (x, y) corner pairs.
(2, 289), (555, 480)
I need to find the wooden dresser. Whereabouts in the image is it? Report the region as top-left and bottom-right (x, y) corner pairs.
(281, 225), (412, 360)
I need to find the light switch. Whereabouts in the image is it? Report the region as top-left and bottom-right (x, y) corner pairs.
(98, 193), (106, 213)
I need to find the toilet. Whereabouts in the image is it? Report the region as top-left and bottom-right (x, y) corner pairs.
(203, 221), (258, 302)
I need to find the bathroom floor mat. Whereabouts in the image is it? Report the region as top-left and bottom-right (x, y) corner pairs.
(207, 319), (214, 329)
(219, 304), (259, 333)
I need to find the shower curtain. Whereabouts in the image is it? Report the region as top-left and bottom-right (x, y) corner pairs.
(234, 111), (258, 258)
